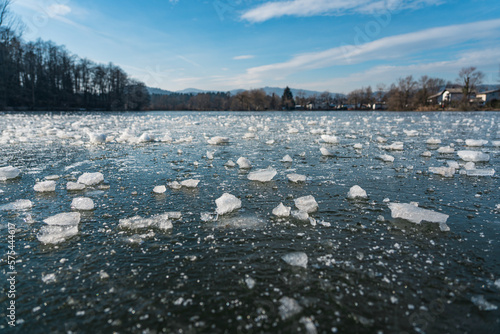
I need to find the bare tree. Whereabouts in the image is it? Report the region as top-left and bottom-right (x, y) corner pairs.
(457, 66), (484, 103)
(0, 0), (13, 28)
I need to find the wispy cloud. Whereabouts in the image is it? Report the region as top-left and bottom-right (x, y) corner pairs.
(241, 19), (500, 82)
(46, 4), (71, 17)
(299, 47), (500, 92)
(233, 55), (255, 60)
(241, 0), (443, 23)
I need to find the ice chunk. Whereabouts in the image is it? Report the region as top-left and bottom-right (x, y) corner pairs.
(118, 213), (173, 231)
(236, 157), (252, 169)
(421, 151), (432, 157)
(291, 210), (309, 221)
(181, 179), (200, 188)
(43, 212), (81, 226)
(34, 180), (56, 192)
(376, 136), (387, 143)
(388, 203), (449, 225)
(168, 181), (182, 190)
(153, 185), (167, 194)
(266, 140), (275, 145)
(426, 138), (441, 145)
(353, 143), (363, 149)
(492, 141), (500, 147)
(383, 142), (404, 151)
(206, 151), (214, 160)
(0, 166), (21, 181)
(138, 133), (155, 142)
(320, 147), (334, 156)
(37, 225), (78, 244)
(224, 160), (236, 167)
(347, 185), (368, 199)
(288, 128), (299, 134)
(447, 161), (460, 169)
(215, 193), (241, 215)
(247, 167), (277, 182)
(466, 169), (495, 177)
(429, 167), (455, 178)
(245, 277), (256, 289)
(279, 297), (303, 320)
(465, 139), (488, 147)
(45, 175), (60, 180)
(300, 317), (318, 334)
(67, 182), (85, 191)
(321, 135), (339, 144)
(166, 211), (182, 219)
(272, 203), (291, 217)
(207, 136), (229, 145)
(404, 129), (419, 137)
(287, 173), (306, 183)
(457, 150), (490, 162)
(378, 154), (395, 162)
(294, 195), (318, 213)
(437, 146), (454, 154)
(88, 133), (106, 144)
(464, 162), (476, 170)
(282, 252), (308, 268)
(77, 172), (104, 186)
(0, 199), (32, 211)
(471, 295), (497, 311)
(71, 197), (95, 211)
(281, 155), (293, 162)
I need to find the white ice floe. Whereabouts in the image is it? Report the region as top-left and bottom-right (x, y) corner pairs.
(215, 193), (241, 215)
(153, 185), (167, 194)
(206, 151), (214, 160)
(347, 185), (368, 199)
(247, 167), (277, 182)
(45, 175), (60, 180)
(376, 136), (388, 143)
(236, 157), (252, 169)
(463, 162), (476, 170)
(88, 133), (107, 144)
(404, 129), (419, 137)
(224, 160), (236, 167)
(282, 252), (308, 268)
(119, 213), (173, 230)
(138, 133), (155, 142)
(388, 203), (449, 231)
(291, 210), (309, 221)
(437, 146), (454, 154)
(383, 142), (404, 151)
(34, 180), (56, 192)
(320, 147), (334, 156)
(466, 169), (495, 177)
(38, 225), (79, 244)
(0, 199), (32, 211)
(321, 135), (339, 144)
(471, 295), (497, 311)
(168, 181), (182, 190)
(279, 297), (303, 320)
(245, 277), (256, 289)
(287, 173), (306, 183)
(421, 151), (432, 157)
(181, 179), (200, 188)
(272, 203), (291, 217)
(457, 150), (490, 162)
(294, 195), (318, 213)
(281, 155), (293, 162)
(429, 166), (456, 178)
(447, 161), (460, 169)
(77, 172), (104, 186)
(465, 139), (488, 147)
(207, 136), (229, 145)
(43, 212), (81, 226)
(0, 166), (21, 181)
(71, 197), (95, 211)
(426, 138), (441, 145)
(353, 143), (363, 150)
(492, 141), (500, 147)
(266, 140), (275, 145)
(378, 154), (395, 162)
(67, 182), (85, 191)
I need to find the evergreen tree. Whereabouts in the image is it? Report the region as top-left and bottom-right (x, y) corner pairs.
(281, 86), (295, 110)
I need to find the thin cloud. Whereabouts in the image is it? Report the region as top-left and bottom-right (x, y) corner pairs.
(243, 19), (500, 81)
(233, 55), (255, 60)
(241, 0), (443, 23)
(47, 4), (71, 17)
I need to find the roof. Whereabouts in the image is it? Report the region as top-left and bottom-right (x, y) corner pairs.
(477, 88), (500, 95)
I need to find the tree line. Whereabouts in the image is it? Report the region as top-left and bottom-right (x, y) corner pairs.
(0, 1), (149, 111)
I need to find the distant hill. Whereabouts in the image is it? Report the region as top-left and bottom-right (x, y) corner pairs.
(148, 86), (344, 97)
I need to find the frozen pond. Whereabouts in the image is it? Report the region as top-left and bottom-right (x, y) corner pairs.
(1, 111), (499, 333)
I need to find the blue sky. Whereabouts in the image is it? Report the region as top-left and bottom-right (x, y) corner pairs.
(11, 0), (500, 94)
